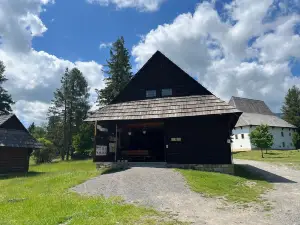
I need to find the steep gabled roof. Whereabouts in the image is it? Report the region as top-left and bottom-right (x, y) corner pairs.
(111, 51), (212, 104)
(0, 114), (14, 126)
(236, 113), (296, 128)
(229, 96), (296, 128)
(229, 96), (274, 115)
(0, 129), (43, 148)
(86, 95), (241, 121)
(0, 114), (42, 148)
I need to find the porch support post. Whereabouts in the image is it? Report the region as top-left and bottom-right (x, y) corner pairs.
(115, 123), (118, 162)
(94, 120), (97, 161)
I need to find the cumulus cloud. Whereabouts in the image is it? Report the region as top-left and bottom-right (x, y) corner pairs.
(132, 0), (300, 112)
(0, 0), (104, 125)
(87, 0), (166, 12)
(99, 42), (112, 49)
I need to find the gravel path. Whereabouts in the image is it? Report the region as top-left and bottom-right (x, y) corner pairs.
(72, 161), (300, 225)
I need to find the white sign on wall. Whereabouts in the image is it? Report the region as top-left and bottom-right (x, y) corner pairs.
(96, 145), (107, 156)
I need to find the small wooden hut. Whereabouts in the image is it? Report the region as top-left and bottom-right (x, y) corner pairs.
(0, 114), (42, 173)
(86, 51), (241, 167)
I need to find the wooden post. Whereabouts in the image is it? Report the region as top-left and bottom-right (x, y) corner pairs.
(115, 124), (118, 162)
(94, 121), (97, 161)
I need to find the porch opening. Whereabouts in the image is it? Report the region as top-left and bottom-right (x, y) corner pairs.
(118, 122), (165, 162)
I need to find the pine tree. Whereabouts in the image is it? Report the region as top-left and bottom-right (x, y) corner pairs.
(96, 36), (132, 105)
(28, 122), (36, 134)
(281, 86), (300, 130)
(0, 61), (14, 114)
(48, 68), (90, 160)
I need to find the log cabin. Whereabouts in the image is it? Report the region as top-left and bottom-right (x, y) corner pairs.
(86, 51), (241, 172)
(0, 114), (42, 174)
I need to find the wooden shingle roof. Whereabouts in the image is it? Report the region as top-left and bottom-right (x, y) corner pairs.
(0, 129), (43, 148)
(235, 113), (296, 128)
(229, 96), (274, 115)
(86, 95), (241, 121)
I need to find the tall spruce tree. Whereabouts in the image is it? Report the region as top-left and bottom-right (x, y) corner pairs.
(0, 61), (14, 114)
(96, 36), (132, 105)
(281, 85), (300, 129)
(48, 68), (90, 160)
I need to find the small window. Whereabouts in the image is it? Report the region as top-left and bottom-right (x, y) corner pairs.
(241, 134), (244, 139)
(235, 134), (238, 139)
(171, 137), (182, 142)
(281, 132), (284, 137)
(146, 90), (156, 98)
(162, 88), (172, 97)
(282, 142), (285, 147)
(289, 132), (291, 136)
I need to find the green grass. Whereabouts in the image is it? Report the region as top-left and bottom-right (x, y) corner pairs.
(233, 150), (300, 169)
(177, 165), (272, 203)
(0, 160), (184, 225)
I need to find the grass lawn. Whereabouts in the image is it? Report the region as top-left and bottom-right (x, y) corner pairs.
(0, 160), (184, 225)
(233, 150), (300, 169)
(177, 165), (272, 203)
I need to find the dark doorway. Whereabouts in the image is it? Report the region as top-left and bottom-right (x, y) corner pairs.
(119, 122), (165, 162)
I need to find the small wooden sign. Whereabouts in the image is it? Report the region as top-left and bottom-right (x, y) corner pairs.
(96, 145), (107, 156)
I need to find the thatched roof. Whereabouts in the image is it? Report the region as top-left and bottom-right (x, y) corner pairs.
(0, 129), (43, 148)
(85, 95), (241, 121)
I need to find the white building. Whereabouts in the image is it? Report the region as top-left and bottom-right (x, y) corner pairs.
(229, 96), (297, 151)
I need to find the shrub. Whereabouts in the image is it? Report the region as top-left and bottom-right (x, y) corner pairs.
(33, 138), (56, 164)
(72, 148), (93, 160)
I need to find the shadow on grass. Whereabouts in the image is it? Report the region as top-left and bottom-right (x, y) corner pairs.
(235, 164), (296, 183)
(0, 171), (45, 180)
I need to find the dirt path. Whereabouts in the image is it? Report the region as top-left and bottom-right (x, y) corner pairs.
(72, 161), (300, 225)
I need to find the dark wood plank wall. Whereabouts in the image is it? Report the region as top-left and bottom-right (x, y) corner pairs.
(0, 116), (28, 131)
(164, 115), (232, 164)
(0, 147), (30, 173)
(112, 52), (211, 104)
(94, 114), (234, 164)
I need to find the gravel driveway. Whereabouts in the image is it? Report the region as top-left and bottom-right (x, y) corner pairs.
(72, 161), (300, 225)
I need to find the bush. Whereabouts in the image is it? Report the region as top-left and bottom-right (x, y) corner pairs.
(33, 138), (56, 164)
(72, 148), (93, 160)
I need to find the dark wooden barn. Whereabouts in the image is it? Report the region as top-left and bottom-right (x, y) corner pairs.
(0, 114), (42, 174)
(86, 51), (241, 167)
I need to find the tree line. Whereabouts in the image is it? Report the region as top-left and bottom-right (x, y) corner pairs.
(0, 36), (132, 163)
(1, 36), (300, 162)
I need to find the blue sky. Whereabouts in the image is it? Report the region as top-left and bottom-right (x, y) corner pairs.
(0, 0), (300, 126)
(33, 0), (202, 65)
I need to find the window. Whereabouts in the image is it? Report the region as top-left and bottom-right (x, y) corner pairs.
(171, 137), (182, 142)
(282, 142), (285, 147)
(241, 134), (244, 139)
(281, 132), (284, 137)
(162, 88), (172, 97)
(235, 134), (238, 139)
(146, 90), (156, 98)
(289, 132), (291, 136)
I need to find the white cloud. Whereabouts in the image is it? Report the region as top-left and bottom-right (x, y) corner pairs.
(87, 0), (166, 12)
(0, 0), (105, 125)
(99, 42), (112, 49)
(132, 0), (300, 112)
